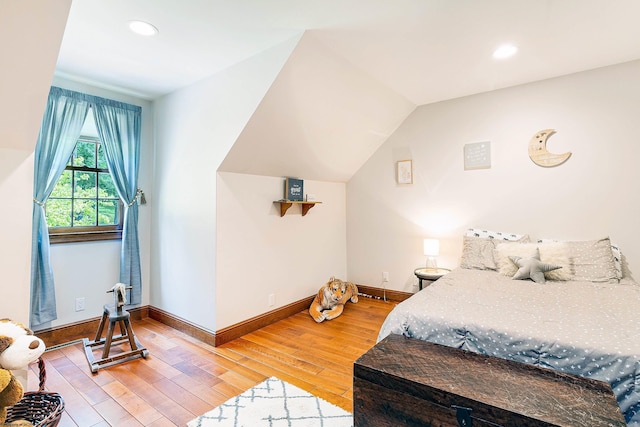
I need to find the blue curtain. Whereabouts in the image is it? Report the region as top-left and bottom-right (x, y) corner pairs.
(31, 87), (90, 326)
(30, 87), (143, 326)
(93, 102), (142, 304)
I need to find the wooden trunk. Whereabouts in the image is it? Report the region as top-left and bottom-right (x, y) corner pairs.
(353, 334), (626, 427)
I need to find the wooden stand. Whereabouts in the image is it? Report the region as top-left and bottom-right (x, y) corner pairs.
(83, 304), (148, 373)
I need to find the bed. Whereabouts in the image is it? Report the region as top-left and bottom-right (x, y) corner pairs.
(377, 231), (640, 426)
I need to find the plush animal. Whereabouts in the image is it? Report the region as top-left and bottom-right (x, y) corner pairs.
(309, 277), (359, 323)
(0, 370), (31, 427)
(0, 320), (45, 372)
(0, 319), (46, 426)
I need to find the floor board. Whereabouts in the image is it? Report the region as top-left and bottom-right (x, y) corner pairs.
(28, 296), (396, 426)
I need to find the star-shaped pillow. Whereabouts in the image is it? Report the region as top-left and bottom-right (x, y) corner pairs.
(509, 248), (562, 283)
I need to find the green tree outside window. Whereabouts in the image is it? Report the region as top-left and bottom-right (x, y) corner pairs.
(46, 136), (123, 242)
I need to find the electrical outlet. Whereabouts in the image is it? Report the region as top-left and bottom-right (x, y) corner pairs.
(75, 297), (85, 312)
(268, 293), (275, 307)
(383, 272), (389, 282)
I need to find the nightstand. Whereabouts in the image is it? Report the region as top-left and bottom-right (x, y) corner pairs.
(414, 268), (451, 290)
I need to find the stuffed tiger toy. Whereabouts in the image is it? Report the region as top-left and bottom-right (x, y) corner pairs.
(309, 277), (359, 323)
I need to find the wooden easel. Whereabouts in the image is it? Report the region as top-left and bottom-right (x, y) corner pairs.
(83, 285), (148, 373)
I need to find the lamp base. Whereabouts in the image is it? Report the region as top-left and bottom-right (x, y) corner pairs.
(426, 257), (438, 270)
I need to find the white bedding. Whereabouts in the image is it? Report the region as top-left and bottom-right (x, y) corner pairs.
(377, 268), (640, 425)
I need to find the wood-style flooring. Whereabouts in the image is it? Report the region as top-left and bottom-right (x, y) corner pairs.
(28, 296), (396, 426)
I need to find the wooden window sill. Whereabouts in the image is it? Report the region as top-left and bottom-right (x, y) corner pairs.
(49, 230), (122, 244)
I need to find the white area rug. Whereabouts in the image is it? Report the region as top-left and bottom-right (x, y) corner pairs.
(187, 377), (353, 427)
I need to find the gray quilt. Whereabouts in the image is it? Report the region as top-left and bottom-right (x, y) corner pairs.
(377, 268), (640, 425)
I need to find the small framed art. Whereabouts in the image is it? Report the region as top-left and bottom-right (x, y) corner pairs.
(284, 178), (304, 201)
(397, 160), (413, 184)
(464, 141), (491, 170)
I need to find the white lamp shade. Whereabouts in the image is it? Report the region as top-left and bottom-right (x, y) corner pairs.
(423, 239), (439, 257)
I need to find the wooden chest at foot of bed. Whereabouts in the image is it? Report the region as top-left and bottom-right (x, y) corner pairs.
(353, 334), (626, 427)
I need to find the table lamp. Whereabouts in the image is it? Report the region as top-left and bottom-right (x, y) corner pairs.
(423, 238), (439, 270)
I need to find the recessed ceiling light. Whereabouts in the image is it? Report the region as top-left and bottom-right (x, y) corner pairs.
(128, 20), (158, 37)
(493, 44), (518, 60)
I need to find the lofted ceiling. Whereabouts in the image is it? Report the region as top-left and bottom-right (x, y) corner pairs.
(56, 0), (640, 105)
(54, 0), (640, 181)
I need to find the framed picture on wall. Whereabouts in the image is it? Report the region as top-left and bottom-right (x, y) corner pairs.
(464, 141), (491, 170)
(284, 177), (304, 201)
(397, 160), (413, 184)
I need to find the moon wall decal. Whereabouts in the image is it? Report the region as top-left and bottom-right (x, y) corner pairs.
(528, 129), (571, 167)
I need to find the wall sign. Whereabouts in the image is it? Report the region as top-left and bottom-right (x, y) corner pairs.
(284, 178), (304, 201)
(528, 129), (571, 167)
(464, 141), (491, 170)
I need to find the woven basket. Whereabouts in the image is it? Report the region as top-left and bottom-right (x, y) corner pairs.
(5, 357), (64, 427)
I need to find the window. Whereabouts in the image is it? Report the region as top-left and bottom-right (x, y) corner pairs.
(46, 136), (123, 243)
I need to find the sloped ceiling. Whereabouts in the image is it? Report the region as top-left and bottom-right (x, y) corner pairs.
(218, 33), (415, 182)
(0, 1), (71, 151)
(54, 1), (640, 182)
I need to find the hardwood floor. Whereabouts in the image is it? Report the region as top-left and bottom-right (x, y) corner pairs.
(28, 296), (396, 426)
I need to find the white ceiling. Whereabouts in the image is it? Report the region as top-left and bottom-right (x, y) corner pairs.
(56, 0), (640, 105)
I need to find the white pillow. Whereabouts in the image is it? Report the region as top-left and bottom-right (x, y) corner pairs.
(494, 242), (573, 281)
(465, 228), (530, 242)
(460, 235), (497, 270)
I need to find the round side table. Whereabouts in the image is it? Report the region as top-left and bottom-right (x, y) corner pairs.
(414, 268), (451, 290)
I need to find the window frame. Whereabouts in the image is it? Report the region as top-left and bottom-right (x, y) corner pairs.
(47, 136), (124, 244)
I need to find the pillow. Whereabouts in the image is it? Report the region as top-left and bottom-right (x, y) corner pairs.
(465, 228), (530, 242)
(566, 238), (618, 283)
(509, 248), (562, 283)
(537, 237), (619, 283)
(460, 235), (497, 270)
(610, 243), (624, 279)
(494, 242), (573, 281)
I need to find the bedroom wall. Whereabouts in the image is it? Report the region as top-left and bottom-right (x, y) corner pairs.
(0, 1), (71, 325)
(151, 35), (301, 333)
(42, 76), (154, 330)
(0, 150), (35, 323)
(347, 60), (640, 292)
(156, 29), (412, 332)
(216, 172), (346, 329)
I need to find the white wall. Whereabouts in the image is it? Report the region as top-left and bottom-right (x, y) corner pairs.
(216, 173), (346, 329)
(152, 35), (301, 332)
(0, 1), (71, 326)
(347, 60), (640, 292)
(0, 150), (35, 322)
(42, 77), (154, 329)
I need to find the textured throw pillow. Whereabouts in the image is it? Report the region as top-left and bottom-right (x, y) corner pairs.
(465, 228), (530, 242)
(460, 235), (498, 270)
(539, 237), (621, 282)
(509, 248), (562, 283)
(565, 237), (618, 283)
(610, 243), (624, 279)
(494, 242), (572, 281)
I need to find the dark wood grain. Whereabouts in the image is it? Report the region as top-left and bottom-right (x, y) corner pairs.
(354, 334), (626, 427)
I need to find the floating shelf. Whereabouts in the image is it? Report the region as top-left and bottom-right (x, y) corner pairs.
(274, 200), (322, 217)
